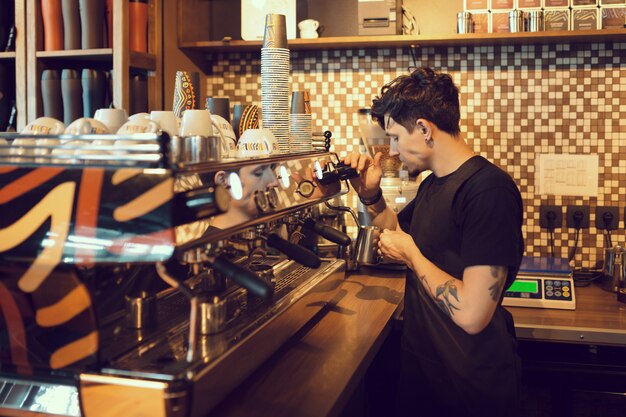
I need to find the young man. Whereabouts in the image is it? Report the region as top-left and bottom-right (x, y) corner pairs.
(344, 67), (524, 417)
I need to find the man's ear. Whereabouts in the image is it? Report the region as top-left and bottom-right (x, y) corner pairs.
(214, 170), (227, 186)
(416, 120), (430, 136)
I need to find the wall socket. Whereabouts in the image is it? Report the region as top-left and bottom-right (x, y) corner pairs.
(539, 205), (563, 229)
(595, 206), (619, 230)
(566, 205), (590, 229)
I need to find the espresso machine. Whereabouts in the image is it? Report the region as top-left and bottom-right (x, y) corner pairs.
(0, 132), (353, 417)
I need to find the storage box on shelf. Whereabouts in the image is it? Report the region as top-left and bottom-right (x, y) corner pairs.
(174, 0), (626, 65)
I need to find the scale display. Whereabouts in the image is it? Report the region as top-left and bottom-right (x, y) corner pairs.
(502, 256), (576, 310)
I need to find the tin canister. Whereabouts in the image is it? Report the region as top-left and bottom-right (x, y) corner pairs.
(509, 10), (525, 32)
(527, 10), (544, 32)
(457, 12), (474, 34)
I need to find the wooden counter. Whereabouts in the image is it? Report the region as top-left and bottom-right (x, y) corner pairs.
(210, 272), (626, 417)
(508, 283), (626, 346)
(211, 268), (405, 417)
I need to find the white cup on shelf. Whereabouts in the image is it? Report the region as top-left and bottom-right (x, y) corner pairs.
(180, 109), (214, 137)
(150, 111), (179, 136)
(94, 108), (128, 133)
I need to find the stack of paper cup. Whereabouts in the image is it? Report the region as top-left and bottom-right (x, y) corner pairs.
(261, 14), (290, 154)
(289, 91), (312, 153)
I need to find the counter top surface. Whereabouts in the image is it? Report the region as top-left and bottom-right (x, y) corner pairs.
(508, 282), (626, 345)
(210, 271), (626, 417)
(211, 268), (405, 417)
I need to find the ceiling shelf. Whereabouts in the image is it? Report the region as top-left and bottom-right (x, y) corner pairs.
(179, 29), (626, 54)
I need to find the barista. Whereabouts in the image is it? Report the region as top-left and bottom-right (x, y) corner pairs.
(344, 67), (524, 417)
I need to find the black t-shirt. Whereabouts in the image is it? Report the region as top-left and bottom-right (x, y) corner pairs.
(396, 156), (523, 417)
(398, 155), (524, 288)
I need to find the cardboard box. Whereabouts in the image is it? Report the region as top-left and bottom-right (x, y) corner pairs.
(572, 7), (600, 29)
(601, 6), (626, 27)
(491, 0), (515, 9)
(490, 11), (512, 31)
(517, 0), (542, 8)
(472, 11), (491, 31)
(544, 9), (571, 29)
(572, 0), (598, 6)
(465, 0), (490, 10)
(544, 0), (570, 7)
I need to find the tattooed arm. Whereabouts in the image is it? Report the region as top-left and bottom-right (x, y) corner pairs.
(378, 228), (508, 335)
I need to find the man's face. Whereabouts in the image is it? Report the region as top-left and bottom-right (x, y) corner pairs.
(233, 164), (280, 217)
(386, 115), (430, 176)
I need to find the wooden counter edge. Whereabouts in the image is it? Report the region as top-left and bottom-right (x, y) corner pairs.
(211, 269), (406, 417)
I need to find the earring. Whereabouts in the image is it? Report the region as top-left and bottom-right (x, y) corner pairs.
(424, 136), (433, 146)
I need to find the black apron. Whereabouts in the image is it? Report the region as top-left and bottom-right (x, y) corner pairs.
(397, 157), (521, 417)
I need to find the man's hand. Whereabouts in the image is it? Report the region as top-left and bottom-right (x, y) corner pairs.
(343, 152), (383, 199)
(378, 228), (419, 265)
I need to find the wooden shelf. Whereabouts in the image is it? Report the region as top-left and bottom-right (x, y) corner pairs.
(179, 29), (626, 53)
(0, 52), (16, 60)
(36, 48), (113, 59)
(34, 48), (156, 70)
(129, 51), (157, 71)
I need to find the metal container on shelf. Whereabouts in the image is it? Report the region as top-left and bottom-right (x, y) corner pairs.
(457, 11), (474, 34)
(509, 10), (525, 32)
(527, 10), (544, 32)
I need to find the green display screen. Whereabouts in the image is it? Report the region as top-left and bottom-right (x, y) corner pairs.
(507, 280), (538, 293)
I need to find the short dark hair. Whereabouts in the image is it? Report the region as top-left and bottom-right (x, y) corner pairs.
(371, 67), (461, 136)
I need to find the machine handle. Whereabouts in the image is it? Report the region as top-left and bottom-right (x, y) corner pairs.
(303, 218), (351, 246)
(212, 254), (273, 300)
(267, 233), (322, 269)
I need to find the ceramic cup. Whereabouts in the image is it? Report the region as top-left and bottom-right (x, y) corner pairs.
(22, 117), (66, 135)
(298, 19), (319, 38)
(150, 110), (179, 136)
(237, 128), (278, 158)
(180, 109), (213, 137)
(129, 112), (150, 121)
(180, 109), (230, 157)
(211, 114), (237, 158)
(116, 117), (160, 135)
(94, 108), (128, 133)
(65, 117), (111, 136)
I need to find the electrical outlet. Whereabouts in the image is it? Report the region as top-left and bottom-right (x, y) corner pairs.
(595, 206), (619, 230)
(566, 205), (590, 229)
(539, 205), (563, 229)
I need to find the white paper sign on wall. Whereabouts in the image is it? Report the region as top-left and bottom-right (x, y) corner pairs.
(536, 154), (599, 197)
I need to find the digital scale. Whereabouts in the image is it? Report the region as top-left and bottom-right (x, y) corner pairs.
(502, 256), (576, 310)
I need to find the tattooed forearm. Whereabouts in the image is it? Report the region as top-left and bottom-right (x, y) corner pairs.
(435, 279), (461, 317)
(489, 266), (508, 302)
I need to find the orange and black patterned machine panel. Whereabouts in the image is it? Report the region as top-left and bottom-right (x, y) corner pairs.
(0, 133), (235, 375)
(0, 133), (350, 416)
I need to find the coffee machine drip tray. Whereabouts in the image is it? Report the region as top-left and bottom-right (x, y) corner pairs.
(80, 258), (345, 416)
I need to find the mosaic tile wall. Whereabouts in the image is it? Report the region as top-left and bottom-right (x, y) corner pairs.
(206, 42), (626, 269)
